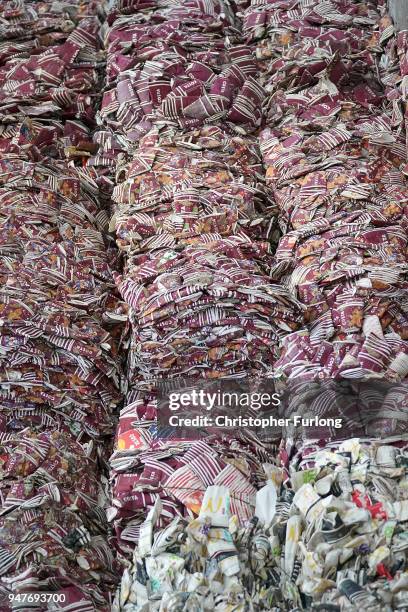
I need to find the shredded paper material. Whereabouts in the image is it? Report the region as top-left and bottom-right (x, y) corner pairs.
(0, 0), (407, 609)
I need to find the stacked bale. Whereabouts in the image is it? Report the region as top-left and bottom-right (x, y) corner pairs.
(240, 0), (408, 390)
(96, 0), (305, 567)
(0, 1), (125, 608)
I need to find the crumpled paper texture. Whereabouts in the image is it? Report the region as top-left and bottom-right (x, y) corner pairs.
(95, 0), (303, 572)
(102, 0), (408, 609)
(113, 439), (408, 611)
(2, 0), (407, 609)
(0, 0), (126, 609)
